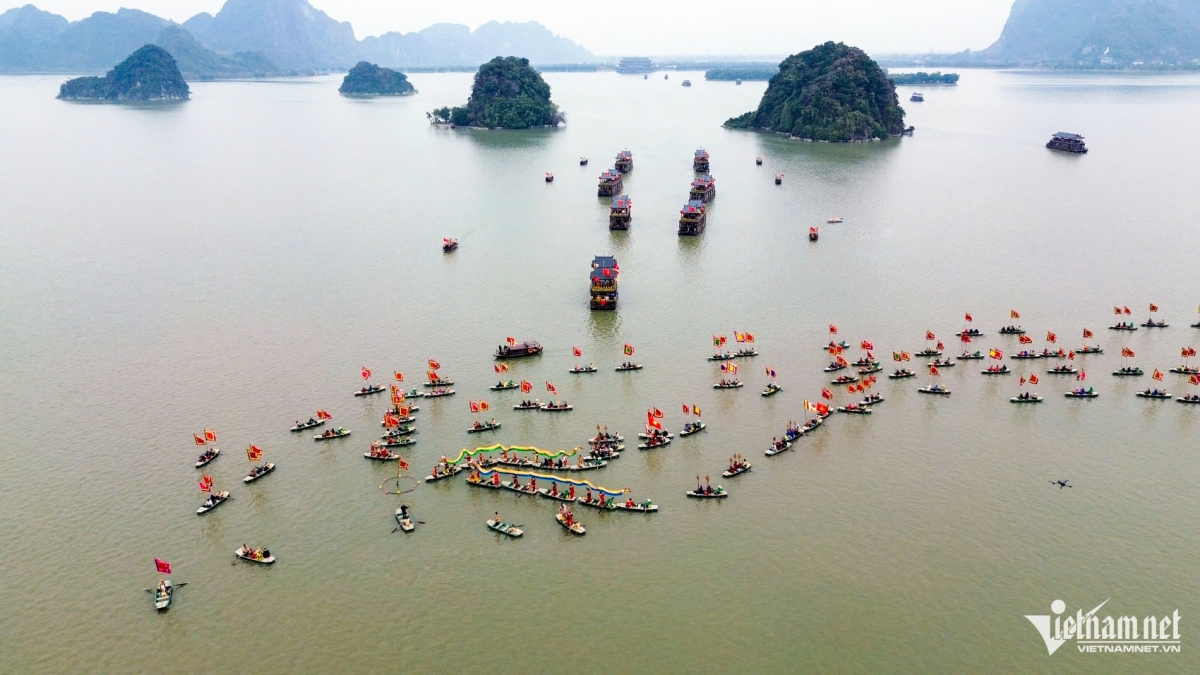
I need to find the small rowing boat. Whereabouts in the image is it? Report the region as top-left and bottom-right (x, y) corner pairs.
(822, 340), (851, 351)
(501, 481), (539, 496)
(930, 357), (955, 367)
(395, 507), (415, 532)
(467, 421), (501, 433)
(1010, 351), (1041, 360)
(235, 546), (275, 564)
(824, 362), (846, 372)
(915, 348), (943, 357)
(837, 404), (872, 415)
(513, 400), (541, 410)
(467, 475), (504, 490)
(761, 383), (782, 397)
(1113, 367), (1144, 376)
(381, 425), (416, 438)
(1136, 389), (1171, 399)
(443, 238), (458, 252)
(638, 436), (673, 450)
(889, 369), (916, 379)
(764, 439), (792, 456)
(1011, 394), (1043, 403)
(1141, 320), (1168, 328)
(354, 384), (386, 397)
(708, 352), (736, 361)
(539, 486), (578, 503)
(426, 388), (455, 398)
(713, 380), (743, 389)
(998, 326), (1026, 335)
(379, 414), (417, 427)
(831, 375), (860, 385)
(722, 462), (751, 478)
(858, 364), (883, 374)
(539, 402), (573, 411)
(1169, 365), (1200, 375)
(314, 427), (351, 441)
(1109, 322), (1137, 331)
(196, 491), (230, 515)
(569, 364), (598, 373)
(1075, 346), (1103, 354)
(243, 463), (275, 483)
(637, 430), (672, 439)
(801, 416), (825, 432)
(490, 380), (519, 391)
(1177, 395), (1200, 404)
(556, 511), (586, 535)
(957, 329), (984, 338)
(589, 433), (624, 444)
(1065, 388), (1098, 399)
(686, 487), (728, 499)
(487, 519), (523, 537)
(958, 351), (985, 360)
(615, 362), (643, 371)
(735, 348), (758, 358)
(827, 216), (843, 223)
(860, 394), (884, 406)
(425, 464), (465, 482)
(679, 421), (706, 436)
(981, 365), (1010, 375)
(153, 581), (175, 610)
(918, 385), (951, 395)
(423, 378), (454, 387)
(290, 419), (324, 432)
(365, 449), (400, 461)
(195, 448), (220, 468)
(379, 436), (415, 448)
(1048, 365), (1077, 374)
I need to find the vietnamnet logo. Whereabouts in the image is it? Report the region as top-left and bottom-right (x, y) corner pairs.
(1026, 599), (1181, 654)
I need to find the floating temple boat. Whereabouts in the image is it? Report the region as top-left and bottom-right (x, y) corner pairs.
(678, 199), (707, 236)
(689, 174), (716, 203)
(614, 150), (633, 174)
(693, 148), (710, 173)
(1046, 132), (1087, 154)
(598, 169), (623, 197)
(590, 255), (618, 310)
(609, 195), (631, 230)
(495, 340), (543, 359)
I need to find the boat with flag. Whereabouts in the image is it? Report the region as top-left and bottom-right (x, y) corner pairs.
(1011, 392), (1043, 403)
(679, 420), (706, 436)
(539, 482), (578, 503)
(425, 461), (466, 482)
(490, 380), (519, 391)
(195, 447), (220, 468)
(1011, 350), (1041, 360)
(1065, 387), (1098, 399)
(569, 364), (598, 373)
(152, 579), (176, 610)
(998, 325), (1026, 335)
(495, 339), (543, 359)
(615, 361), (642, 371)
(380, 436), (416, 449)
(314, 427), (351, 441)
(693, 148), (710, 173)
(243, 462), (274, 483)
(590, 256), (619, 310)
(638, 434), (672, 450)
(687, 475), (727, 498)
(609, 195), (631, 230)
(689, 174), (716, 203)
(426, 388), (456, 398)
(423, 376), (454, 387)
(723, 454), (751, 477)
(837, 403), (872, 415)
(196, 490), (230, 515)
(467, 420), (501, 433)
(235, 545), (274, 564)
(597, 169), (623, 196)
(501, 476), (540, 496)
(365, 446), (401, 461)
(678, 199), (707, 235)
(1110, 322), (1137, 331)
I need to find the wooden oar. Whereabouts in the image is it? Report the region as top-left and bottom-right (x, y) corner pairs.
(143, 582), (188, 591)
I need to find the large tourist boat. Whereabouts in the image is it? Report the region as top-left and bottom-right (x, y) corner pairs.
(678, 199), (707, 235)
(609, 195), (631, 230)
(590, 255), (618, 310)
(693, 148), (710, 173)
(614, 150), (633, 173)
(689, 174), (716, 203)
(597, 169), (623, 197)
(494, 340), (543, 359)
(1046, 132), (1087, 153)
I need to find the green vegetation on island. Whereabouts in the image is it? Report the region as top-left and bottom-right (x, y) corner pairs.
(58, 44), (189, 100)
(888, 71), (959, 85)
(427, 56), (562, 129)
(704, 66), (778, 81)
(339, 61), (416, 96)
(724, 42), (905, 142)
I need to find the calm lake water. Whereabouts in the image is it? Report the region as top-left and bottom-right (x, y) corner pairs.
(1, 68), (1199, 673)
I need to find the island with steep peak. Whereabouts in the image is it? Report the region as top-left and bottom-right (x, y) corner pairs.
(339, 61), (416, 96)
(58, 44), (189, 100)
(724, 42), (905, 142)
(427, 56), (562, 129)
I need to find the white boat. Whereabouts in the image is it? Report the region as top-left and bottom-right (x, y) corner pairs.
(235, 546), (275, 564)
(243, 463), (275, 483)
(539, 403), (573, 411)
(354, 384), (386, 397)
(917, 386), (951, 395)
(196, 491), (230, 515)
(487, 519), (523, 537)
(194, 448), (220, 468)
(556, 512), (586, 534)
(827, 216), (843, 223)
(395, 508), (415, 532)
(313, 428), (351, 441)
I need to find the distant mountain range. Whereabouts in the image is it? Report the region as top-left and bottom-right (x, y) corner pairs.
(0, 0), (594, 77)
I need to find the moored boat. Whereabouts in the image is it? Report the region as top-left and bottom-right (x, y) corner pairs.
(235, 545), (275, 564)
(495, 340), (543, 359)
(243, 463), (275, 483)
(196, 491), (230, 515)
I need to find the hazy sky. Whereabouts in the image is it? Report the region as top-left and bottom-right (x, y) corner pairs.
(4, 0), (1018, 55)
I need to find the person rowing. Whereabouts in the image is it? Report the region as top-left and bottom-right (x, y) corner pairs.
(490, 471), (500, 486)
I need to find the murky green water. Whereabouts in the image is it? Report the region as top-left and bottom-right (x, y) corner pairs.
(1, 69), (1197, 673)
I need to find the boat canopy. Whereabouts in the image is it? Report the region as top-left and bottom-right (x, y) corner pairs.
(1053, 132), (1084, 139)
(682, 199), (705, 214)
(611, 195), (631, 209)
(695, 148), (709, 158)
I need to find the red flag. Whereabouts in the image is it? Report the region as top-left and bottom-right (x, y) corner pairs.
(1153, 369), (1164, 381)
(1011, 310), (1020, 319)
(745, 333), (755, 343)
(246, 445), (263, 461)
(860, 340), (874, 350)
(965, 313), (973, 322)
(624, 344), (635, 355)
(317, 410), (331, 420)
(494, 365), (501, 373)
(835, 345), (844, 355)
(428, 359), (441, 370)
(846, 385), (855, 394)
(816, 402), (830, 415)
(479, 400), (489, 412)
(399, 458), (409, 470)
(193, 434), (206, 446)
(901, 351), (911, 362)
(1189, 375), (1199, 385)
(856, 384), (865, 393)
(201, 474), (213, 488)
(384, 413), (398, 428)
(573, 347), (582, 357)
(829, 325), (838, 335)
(199, 480), (211, 493)
(1068, 351), (1075, 361)
(961, 334), (972, 343)
(1113, 307), (1122, 315)
(1082, 328), (1094, 339)
(836, 355), (848, 366)
(1019, 376), (1026, 386)
(936, 341), (945, 351)
(1123, 306), (1131, 315)
(154, 558), (172, 575)
(925, 331), (935, 341)
(546, 381), (557, 394)
(399, 406), (410, 416)
(361, 367), (371, 380)
(469, 400), (480, 413)
(506, 337), (516, 347)
(1019, 335), (1033, 344)
(520, 380), (532, 393)
(653, 407), (664, 419)
(682, 403), (691, 414)
(1046, 332), (1057, 343)
(821, 388), (833, 400)
(1150, 303), (1159, 313)
(929, 365), (940, 376)
(499, 363), (509, 373)
(394, 371), (403, 382)
(204, 430), (216, 443)
(1079, 370), (1087, 381)
(1029, 374), (1039, 385)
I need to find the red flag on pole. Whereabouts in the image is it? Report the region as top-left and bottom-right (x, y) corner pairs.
(428, 359), (441, 370)
(193, 434), (206, 446)
(821, 388), (833, 400)
(361, 367), (371, 380)
(573, 347), (582, 357)
(965, 313), (973, 322)
(926, 331), (936, 341)
(682, 403), (691, 414)
(1083, 328), (1094, 339)
(479, 401), (489, 411)
(204, 429), (217, 443)
(154, 558), (172, 574)
(1029, 374), (1039, 385)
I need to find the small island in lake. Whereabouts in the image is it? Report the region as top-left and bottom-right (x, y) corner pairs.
(339, 61), (416, 96)
(889, 71), (959, 85)
(427, 56), (562, 129)
(724, 42), (905, 142)
(58, 44), (189, 101)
